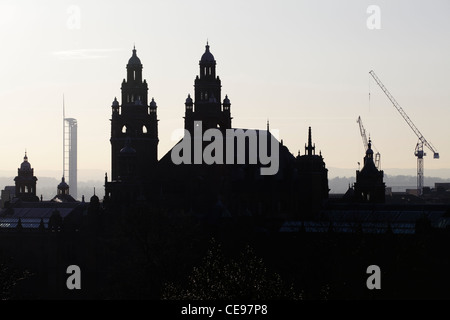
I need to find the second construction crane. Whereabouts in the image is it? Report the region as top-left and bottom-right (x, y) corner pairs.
(369, 70), (439, 196)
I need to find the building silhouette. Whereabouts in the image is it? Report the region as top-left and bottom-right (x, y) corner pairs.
(14, 153), (39, 202)
(1, 42), (450, 301)
(106, 46), (159, 206)
(353, 139), (386, 203)
(184, 42), (232, 134)
(105, 44), (330, 220)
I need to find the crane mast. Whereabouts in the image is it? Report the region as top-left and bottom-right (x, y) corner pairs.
(369, 70), (439, 196)
(357, 116), (381, 169)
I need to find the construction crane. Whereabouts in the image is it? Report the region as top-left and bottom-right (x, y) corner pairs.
(369, 70), (439, 196)
(357, 116), (381, 169)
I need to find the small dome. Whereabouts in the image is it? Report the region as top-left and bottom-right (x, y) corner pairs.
(20, 153), (31, 171)
(58, 177), (69, 190)
(185, 94), (193, 105)
(128, 46), (141, 66)
(200, 43), (215, 63)
(223, 95), (230, 105)
(112, 97), (119, 107)
(149, 97), (157, 109)
(90, 194), (99, 204)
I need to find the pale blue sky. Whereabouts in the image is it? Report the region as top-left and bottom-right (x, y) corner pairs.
(0, 0), (449, 181)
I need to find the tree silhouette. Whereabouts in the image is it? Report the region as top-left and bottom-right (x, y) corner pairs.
(162, 239), (302, 300)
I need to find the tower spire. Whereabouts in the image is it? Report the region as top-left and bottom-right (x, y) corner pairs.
(305, 126), (316, 156)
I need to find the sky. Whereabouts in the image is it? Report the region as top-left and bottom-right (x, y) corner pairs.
(0, 0), (449, 183)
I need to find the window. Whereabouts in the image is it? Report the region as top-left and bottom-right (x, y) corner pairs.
(142, 125), (148, 133)
(122, 125), (127, 133)
(209, 67), (212, 75)
(133, 70), (136, 80)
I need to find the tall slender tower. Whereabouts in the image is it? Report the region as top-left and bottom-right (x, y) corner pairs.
(63, 98), (78, 200)
(110, 46), (159, 182)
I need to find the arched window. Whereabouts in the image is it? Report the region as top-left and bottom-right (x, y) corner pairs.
(209, 67), (212, 75)
(131, 94), (134, 102)
(122, 125), (127, 133)
(133, 70), (136, 80)
(142, 125), (148, 133)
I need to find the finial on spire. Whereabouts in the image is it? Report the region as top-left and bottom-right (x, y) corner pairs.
(308, 127), (312, 148)
(94, 187), (96, 196)
(267, 119), (270, 132)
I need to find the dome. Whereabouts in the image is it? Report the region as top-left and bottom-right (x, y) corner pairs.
(90, 194), (99, 204)
(128, 47), (141, 65)
(223, 95), (230, 105)
(58, 177), (69, 190)
(149, 97), (157, 109)
(112, 97), (119, 107)
(200, 43), (215, 63)
(185, 94), (193, 105)
(20, 153), (31, 171)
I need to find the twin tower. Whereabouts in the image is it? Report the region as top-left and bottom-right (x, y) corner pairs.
(109, 43), (231, 183)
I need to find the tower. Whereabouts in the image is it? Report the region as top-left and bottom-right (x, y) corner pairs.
(14, 153), (39, 202)
(295, 127), (329, 217)
(354, 139), (385, 203)
(64, 116), (77, 200)
(110, 46), (159, 182)
(184, 42), (232, 135)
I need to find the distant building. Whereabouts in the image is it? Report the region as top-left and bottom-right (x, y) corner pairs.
(353, 139), (385, 203)
(1, 186), (15, 208)
(64, 117), (78, 200)
(0, 155), (95, 231)
(14, 153), (39, 202)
